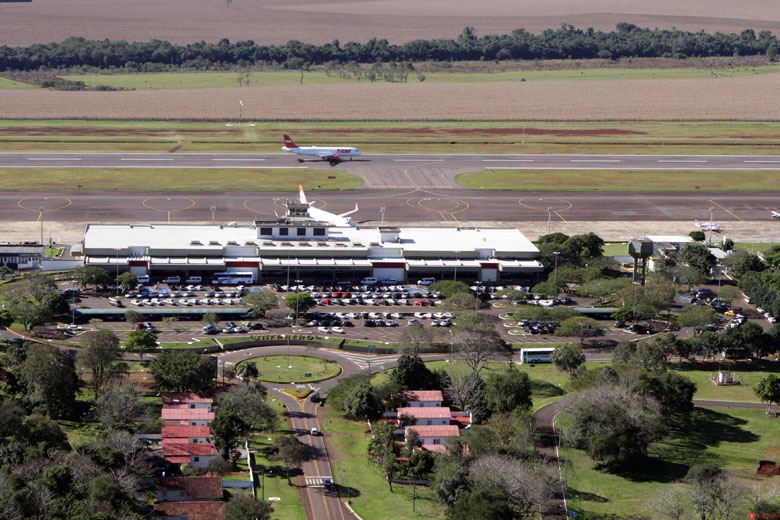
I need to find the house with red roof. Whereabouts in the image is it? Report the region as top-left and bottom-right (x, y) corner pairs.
(154, 500), (223, 520)
(161, 408), (215, 427)
(161, 393), (214, 412)
(402, 390), (443, 407)
(397, 406), (452, 426)
(155, 475), (222, 503)
(405, 425), (461, 452)
(162, 442), (219, 468)
(162, 425), (212, 445)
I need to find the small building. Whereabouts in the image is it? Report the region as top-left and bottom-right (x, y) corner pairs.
(162, 425), (212, 445)
(397, 406), (452, 426)
(155, 476), (222, 503)
(405, 425), (461, 452)
(0, 244), (44, 270)
(161, 408), (215, 427)
(162, 443), (219, 468)
(154, 500), (224, 520)
(161, 393), (214, 412)
(403, 390), (443, 407)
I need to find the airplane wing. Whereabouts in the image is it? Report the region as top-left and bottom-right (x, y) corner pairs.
(338, 203), (359, 218)
(772, 211), (780, 218)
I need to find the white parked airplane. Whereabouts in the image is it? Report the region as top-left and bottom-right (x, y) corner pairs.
(694, 219), (721, 231)
(772, 211), (780, 219)
(296, 185), (358, 226)
(281, 134), (362, 166)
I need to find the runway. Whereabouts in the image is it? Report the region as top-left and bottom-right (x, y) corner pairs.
(3, 152), (780, 189)
(1, 152), (779, 226)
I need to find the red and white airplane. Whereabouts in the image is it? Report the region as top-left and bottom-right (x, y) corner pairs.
(281, 134), (362, 166)
(298, 185), (358, 226)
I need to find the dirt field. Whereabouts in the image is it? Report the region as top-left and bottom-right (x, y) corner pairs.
(2, 0), (780, 46)
(3, 74), (780, 120)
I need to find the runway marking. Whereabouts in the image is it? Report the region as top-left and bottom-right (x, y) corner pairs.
(212, 158), (266, 161)
(17, 197), (72, 212)
(393, 159), (445, 162)
(483, 159), (535, 162)
(708, 199), (760, 233)
(569, 159), (621, 163)
(120, 158), (175, 161)
(657, 160), (708, 163)
(517, 197), (573, 212)
(554, 210), (569, 224)
(141, 197), (196, 215)
(744, 160), (780, 163)
(27, 157), (81, 161)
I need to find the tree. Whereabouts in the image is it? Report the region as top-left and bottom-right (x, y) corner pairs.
(73, 265), (112, 289)
(343, 383), (382, 420)
(0, 309), (12, 329)
(236, 362), (259, 384)
(19, 272), (57, 300)
(124, 310), (142, 325)
(10, 299), (51, 330)
(536, 232), (569, 245)
(428, 280), (472, 299)
(215, 384), (275, 431)
(116, 272), (138, 291)
(485, 364), (532, 414)
(447, 487), (514, 520)
(0, 264), (11, 279)
(202, 312), (219, 327)
(78, 330), (126, 399)
(207, 456), (234, 476)
(677, 305), (718, 336)
(398, 323), (434, 355)
(391, 353), (434, 390)
(242, 290), (278, 319)
(433, 457), (470, 507)
(149, 350), (215, 393)
(635, 372), (696, 420)
(367, 422), (397, 491)
(94, 382), (141, 431)
(283, 292), (316, 321)
(680, 243), (716, 276)
(222, 494), (273, 520)
(725, 250), (767, 278)
(274, 436), (309, 485)
(452, 326), (510, 375)
(561, 384), (666, 468)
(754, 374), (780, 413)
(561, 232), (605, 263)
(124, 327), (158, 362)
(633, 341), (669, 372)
(40, 292), (68, 315)
(89, 474), (123, 508)
(212, 410), (251, 458)
(17, 343), (79, 419)
(550, 344), (586, 377)
(688, 230), (706, 242)
(555, 316), (605, 346)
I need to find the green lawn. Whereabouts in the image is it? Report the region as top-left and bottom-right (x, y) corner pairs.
(734, 242), (780, 253)
(238, 355), (341, 384)
(0, 168), (361, 192)
(0, 77), (36, 89)
(671, 359), (780, 402)
(602, 242), (630, 256)
(456, 169), (780, 191)
(324, 407), (446, 519)
(57, 64), (780, 90)
(564, 406), (780, 516)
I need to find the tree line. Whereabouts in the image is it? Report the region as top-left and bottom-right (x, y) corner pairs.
(1, 24), (779, 72)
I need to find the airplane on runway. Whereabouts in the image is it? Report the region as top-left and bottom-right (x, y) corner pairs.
(772, 211), (780, 219)
(275, 185), (358, 226)
(694, 219), (721, 232)
(281, 135), (362, 166)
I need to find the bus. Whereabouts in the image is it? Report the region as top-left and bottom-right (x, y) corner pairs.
(520, 347), (555, 364)
(210, 271), (254, 285)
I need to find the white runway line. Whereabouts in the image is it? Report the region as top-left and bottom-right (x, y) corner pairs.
(483, 159), (535, 162)
(570, 159), (621, 163)
(744, 160), (780, 163)
(657, 160), (708, 163)
(120, 158), (175, 161)
(28, 157), (82, 161)
(213, 158), (266, 161)
(393, 159), (445, 162)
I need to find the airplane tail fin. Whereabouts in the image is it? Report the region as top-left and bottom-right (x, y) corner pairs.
(299, 184), (308, 204)
(283, 134), (298, 148)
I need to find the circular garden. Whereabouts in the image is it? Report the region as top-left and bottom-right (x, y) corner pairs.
(236, 355), (342, 383)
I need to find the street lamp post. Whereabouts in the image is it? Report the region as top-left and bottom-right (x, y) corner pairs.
(553, 251), (560, 288)
(708, 206), (714, 245)
(116, 248), (121, 296)
(547, 207), (552, 235)
(380, 206), (386, 226)
(289, 279), (302, 369)
(39, 205), (44, 246)
(474, 281), (482, 318)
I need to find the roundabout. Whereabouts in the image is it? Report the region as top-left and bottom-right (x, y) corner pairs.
(236, 354), (342, 383)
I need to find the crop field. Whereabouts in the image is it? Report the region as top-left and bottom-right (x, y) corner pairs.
(0, 168), (360, 191)
(457, 169), (780, 191)
(3, 73), (780, 121)
(2, 0), (779, 46)
(3, 120), (780, 155)
(56, 64), (780, 90)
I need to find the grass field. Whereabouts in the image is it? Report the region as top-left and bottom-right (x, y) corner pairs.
(0, 168), (361, 191)
(59, 65), (780, 90)
(671, 359), (780, 402)
(4, 119), (780, 155)
(734, 242), (780, 253)
(0, 77), (35, 89)
(564, 406), (780, 516)
(456, 169), (780, 191)
(322, 407), (446, 519)
(237, 355), (341, 383)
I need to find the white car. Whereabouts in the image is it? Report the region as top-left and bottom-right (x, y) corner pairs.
(332, 327), (345, 334)
(318, 327), (331, 334)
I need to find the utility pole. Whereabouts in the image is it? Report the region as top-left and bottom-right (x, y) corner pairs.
(553, 251), (560, 287)
(39, 205), (44, 246)
(474, 281), (482, 318)
(380, 206), (386, 225)
(708, 206), (714, 244)
(210, 206), (217, 225)
(547, 207), (552, 235)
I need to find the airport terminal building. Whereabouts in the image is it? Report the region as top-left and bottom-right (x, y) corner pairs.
(81, 202), (543, 283)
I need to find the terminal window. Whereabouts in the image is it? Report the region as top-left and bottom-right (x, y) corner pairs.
(279, 228), (289, 236)
(297, 228), (306, 236)
(313, 228), (326, 236)
(260, 227), (272, 236)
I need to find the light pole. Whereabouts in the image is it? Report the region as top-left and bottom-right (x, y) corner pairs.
(289, 278), (302, 369)
(553, 251), (560, 288)
(547, 207), (552, 235)
(708, 206), (714, 245)
(380, 206), (386, 225)
(453, 251), (460, 281)
(474, 281), (482, 318)
(39, 205), (44, 246)
(210, 206), (217, 225)
(115, 248), (121, 296)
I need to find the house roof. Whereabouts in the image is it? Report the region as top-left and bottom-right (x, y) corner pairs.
(421, 444), (449, 453)
(154, 500), (224, 520)
(162, 442), (218, 456)
(397, 406), (451, 419)
(161, 392), (214, 405)
(155, 476), (222, 499)
(406, 425), (460, 438)
(162, 425), (211, 439)
(161, 408), (215, 420)
(403, 390), (443, 403)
